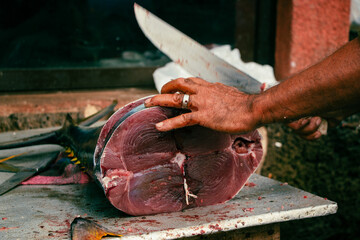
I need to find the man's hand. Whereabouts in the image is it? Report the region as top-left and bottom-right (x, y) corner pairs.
(287, 117), (324, 140)
(144, 77), (261, 133)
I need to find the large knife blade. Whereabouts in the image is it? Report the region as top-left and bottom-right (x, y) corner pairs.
(134, 3), (262, 94)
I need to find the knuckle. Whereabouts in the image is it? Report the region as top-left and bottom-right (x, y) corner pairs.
(173, 93), (183, 104)
(184, 78), (195, 84)
(180, 114), (192, 125)
(170, 78), (184, 86)
(188, 77), (206, 85)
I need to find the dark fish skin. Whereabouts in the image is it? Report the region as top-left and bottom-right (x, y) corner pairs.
(56, 116), (102, 175)
(0, 101), (118, 176)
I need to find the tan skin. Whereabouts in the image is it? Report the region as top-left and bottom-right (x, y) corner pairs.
(145, 37), (360, 139)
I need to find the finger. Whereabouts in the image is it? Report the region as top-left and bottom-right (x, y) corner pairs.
(144, 93), (194, 109)
(155, 112), (198, 131)
(288, 117), (323, 135)
(161, 78), (201, 94)
(296, 117), (322, 135)
(288, 118), (310, 131)
(301, 131), (322, 141)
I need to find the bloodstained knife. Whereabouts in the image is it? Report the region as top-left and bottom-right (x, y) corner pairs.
(134, 3), (262, 94)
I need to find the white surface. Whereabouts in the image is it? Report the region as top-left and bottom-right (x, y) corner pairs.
(0, 174), (337, 239)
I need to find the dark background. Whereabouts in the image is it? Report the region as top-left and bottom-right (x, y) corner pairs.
(0, 0), (239, 68)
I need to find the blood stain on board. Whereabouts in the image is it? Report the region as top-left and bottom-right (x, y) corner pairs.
(209, 224), (222, 231)
(244, 182), (256, 187)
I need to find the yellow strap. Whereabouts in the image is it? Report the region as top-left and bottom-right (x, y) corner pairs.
(0, 151), (31, 163)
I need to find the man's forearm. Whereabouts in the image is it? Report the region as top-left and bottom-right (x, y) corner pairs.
(255, 37), (360, 125)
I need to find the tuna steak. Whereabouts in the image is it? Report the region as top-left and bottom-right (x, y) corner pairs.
(94, 97), (263, 216)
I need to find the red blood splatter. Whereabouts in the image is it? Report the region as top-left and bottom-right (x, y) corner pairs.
(128, 219), (160, 225)
(258, 196), (262, 200)
(209, 224), (222, 231)
(180, 215), (200, 221)
(54, 228), (68, 234)
(2, 217), (7, 220)
(260, 83), (266, 92)
(244, 182), (256, 187)
(324, 198), (328, 200)
(0, 226), (19, 231)
(242, 208), (254, 212)
(303, 195), (308, 199)
(216, 214), (228, 219)
(64, 219), (71, 228)
(175, 59), (185, 66)
(200, 230), (205, 234)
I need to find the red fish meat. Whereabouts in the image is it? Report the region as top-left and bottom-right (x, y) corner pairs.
(94, 97), (263, 215)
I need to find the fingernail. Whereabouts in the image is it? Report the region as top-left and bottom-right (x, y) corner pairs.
(144, 98), (151, 106)
(316, 118), (322, 126)
(156, 122), (164, 129)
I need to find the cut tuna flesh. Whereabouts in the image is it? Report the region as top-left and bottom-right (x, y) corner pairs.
(94, 97), (263, 216)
